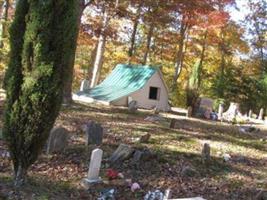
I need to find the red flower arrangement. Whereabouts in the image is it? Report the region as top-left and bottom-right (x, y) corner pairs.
(106, 168), (119, 179)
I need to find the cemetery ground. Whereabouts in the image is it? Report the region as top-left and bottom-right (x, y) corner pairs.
(0, 102), (267, 200)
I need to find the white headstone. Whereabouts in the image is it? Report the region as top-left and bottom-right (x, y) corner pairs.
(86, 148), (103, 183)
(218, 104), (224, 120)
(248, 109), (252, 119)
(258, 108), (264, 120)
(80, 79), (90, 91)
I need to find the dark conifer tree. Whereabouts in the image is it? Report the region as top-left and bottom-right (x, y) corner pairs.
(3, 0), (80, 186)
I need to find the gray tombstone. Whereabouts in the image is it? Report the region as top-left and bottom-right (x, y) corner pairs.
(85, 121), (103, 145)
(80, 79), (90, 91)
(109, 144), (134, 165)
(196, 97), (213, 117)
(153, 106), (160, 115)
(139, 133), (151, 143)
(46, 127), (68, 154)
(128, 100), (137, 112)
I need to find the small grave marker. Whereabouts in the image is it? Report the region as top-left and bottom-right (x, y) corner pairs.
(85, 121), (103, 145)
(258, 108), (264, 120)
(46, 127), (68, 154)
(83, 148), (103, 184)
(80, 79), (90, 91)
(218, 104), (224, 120)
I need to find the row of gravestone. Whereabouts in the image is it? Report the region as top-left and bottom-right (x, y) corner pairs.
(46, 121), (103, 154)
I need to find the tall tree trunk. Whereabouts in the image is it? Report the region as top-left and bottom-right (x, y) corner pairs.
(173, 21), (187, 85)
(217, 28), (226, 98)
(197, 30), (208, 88)
(142, 23), (154, 65)
(90, 9), (108, 88)
(62, 0), (85, 104)
(88, 42), (97, 79)
(128, 0), (142, 61)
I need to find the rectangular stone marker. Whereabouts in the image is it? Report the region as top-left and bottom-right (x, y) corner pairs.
(85, 148), (103, 183)
(218, 104), (224, 120)
(85, 121), (103, 145)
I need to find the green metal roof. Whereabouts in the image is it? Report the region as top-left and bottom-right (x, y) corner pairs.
(76, 64), (158, 102)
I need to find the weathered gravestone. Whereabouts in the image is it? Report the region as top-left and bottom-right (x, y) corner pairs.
(85, 121), (103, 145)
(139, 133), (151, 143)
(46, 127), (68, 154)
(153, 106), (160, 114)
(132, 148), (154, 164)
(195, 97), (213, 118)
(128, 100), (138, 112)
(82, 148), (103, 187)
(109, 144), (134, 166)
(80, 79), (90, 91)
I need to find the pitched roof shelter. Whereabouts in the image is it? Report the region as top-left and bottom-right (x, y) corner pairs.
(73, 64), (170, 111)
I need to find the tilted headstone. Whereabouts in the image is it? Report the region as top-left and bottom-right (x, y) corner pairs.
(85, 121), (103, 145)
(83, 148), (103, 184)
(153, 106), (160, 114)
(132, 148), (153, 165)
(80, 79), (90, 91)
(128, 100), (137, 112)
(258, 108), (264, 120)
(46, 127), (68, 154)
(139, 133), (151, 143)
(218, 104), (224, 120)
(109, 144), (134, 165)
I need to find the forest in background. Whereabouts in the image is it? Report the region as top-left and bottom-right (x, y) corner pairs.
(0, 0), (266, 113)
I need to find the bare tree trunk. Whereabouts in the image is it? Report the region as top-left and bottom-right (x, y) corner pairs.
(142, 23), (154, 65)
(90, 9), (108, 88)
(14, 164), (27, 187)
(128, 1), (142, 61)
(62, 0), (95, 104)
(62, 3), (83, 104)
(216, 28), (226, 98)
(173, 21), (187, 84)
(197, 30), (208, 88)
(88, 43), (97, 79)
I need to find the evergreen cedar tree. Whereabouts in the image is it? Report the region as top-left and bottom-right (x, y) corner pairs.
(3, 0), (80, 186)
